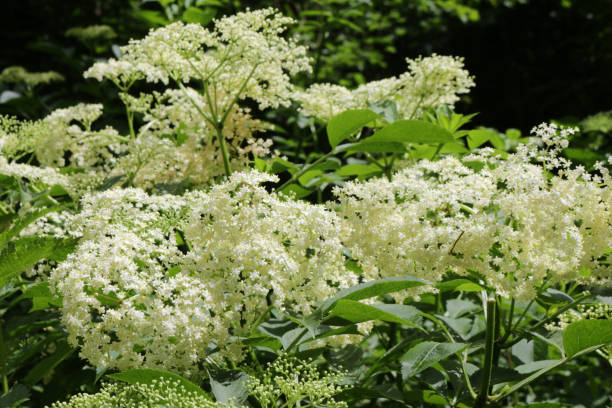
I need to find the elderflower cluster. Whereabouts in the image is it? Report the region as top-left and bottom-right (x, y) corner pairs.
(249, 356), (349, 408)
(47, 379), (220, 408)
(295, 54), (474, 121)
(335, 124), (612, 300)
(545, 303), (612, 331)
(65, 25), (117, 42)
(0, 157), (70, 189)
(115, 88), (272, 188)
(51, 171), (356, 373)
(0, 66), (64, 88)
(85, 8), (311, 109)
(0, 105), (123, 195)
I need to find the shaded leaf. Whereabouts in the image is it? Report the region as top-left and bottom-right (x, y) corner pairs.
(327, 109), (380, 148)
(401, 341), (468, 378)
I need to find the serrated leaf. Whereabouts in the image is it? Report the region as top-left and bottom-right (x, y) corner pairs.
(401, 341), (468, 378)
(335, 163), (380, 177)
(0, 384), (29, 407)
(327, 300), (423, 330)
(108, 368), (210, 399)
(23, 340), (74, 385)
(366, 120), (454, 145)
(319, 276), (430, 312)
(342, 141), (407, 153)
(0, 237), (78, 286)
(0, 206), (63, 243)
(563, 319), (612, 358)
(207, 368), (249, 405)
(182, 7), (216, 25)
(326, 109), (380, 148)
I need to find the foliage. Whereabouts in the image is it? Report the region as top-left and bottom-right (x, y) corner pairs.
(0, 4), (611, 408)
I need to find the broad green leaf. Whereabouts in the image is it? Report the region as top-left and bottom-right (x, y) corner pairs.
(367, 99), (399, 123)
(511, 339), (534, 364)
(335, 163), (380, 177)
(467, 128), (493, 150)
(319, 276), (430, 312)
(327, 300), (423, 330)
(0, 384), (29, 407)
(23, 340), (74, 385)
(207, 368), (249, 405)
(279, 183), (313, 199)
(401, 341), (468, 378)
(514, 360), (558, 374)
(437, 316), (484, 341)
(563, 319), (612, 358)
(0, 237), (78, 287)
(19, 282), (62, 311)
(366, 120), (454, 145)
(109, 368), (210, 399)
(326, 109), (380, 148)
(182, 7), (216, 25)
(540, 288), (573, 303)
(341, 141), (406, 154)
(0, 205), (62, 244)
(136, 10), (168, 26)
(436, 278), (485, 293)
(324, 344), (364, 373)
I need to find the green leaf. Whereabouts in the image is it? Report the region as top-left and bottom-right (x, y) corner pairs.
(0, 384), (29, 407)
(335, 163), (380, 177)
(563, 319), (612, 358)
(341, 141), (406, 154)
(23, 340), (74, 385)
(319, 276), (430, 312)
(279, 183), (313, 199)
(207, 368), (249, 405)
(401, 341), (468, 379)
(326, 109), (380, 148)
(0, 237), (78, 287)
(0, 206), (63, 244)
(108, 368), (210, 399)
(182, 7), (216, 25)
(367, 99), (398, 123)
(514, 360), (558, 374)
(467, 128), (493, 150)
(19, 282), (62, 311)
(327, 300), (423, 330)
(135, 10), (168, 26)
(366, 120), (454, 145)
(436, 278), (485, 293)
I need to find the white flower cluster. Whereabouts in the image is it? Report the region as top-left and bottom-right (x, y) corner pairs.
(0, 157), (70, 189)
(0, 105), (123, 195)
(116, 88), (272, 189)
(51, 171), (356, 373)
(249, 356), (349, 408)
(85, 8), (311, 109)
(334, 124), (612, 300)
(0, 66), (64, 88)
(65, 25), (117, 42)
(47, 379), (220, 408)
(295, 54), (474, 121)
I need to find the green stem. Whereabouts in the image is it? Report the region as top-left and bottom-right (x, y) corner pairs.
(502, 292), (592, 349)
(215, 126), (232, 177)
(277, 150), (336, 192)
(475, 297), (497, 408)
(0, 322), (7, 394)
(125, 105), (136, 139)
(531, 292), (591, 331)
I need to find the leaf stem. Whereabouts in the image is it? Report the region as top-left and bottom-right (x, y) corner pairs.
(475, 297), (497, 408)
